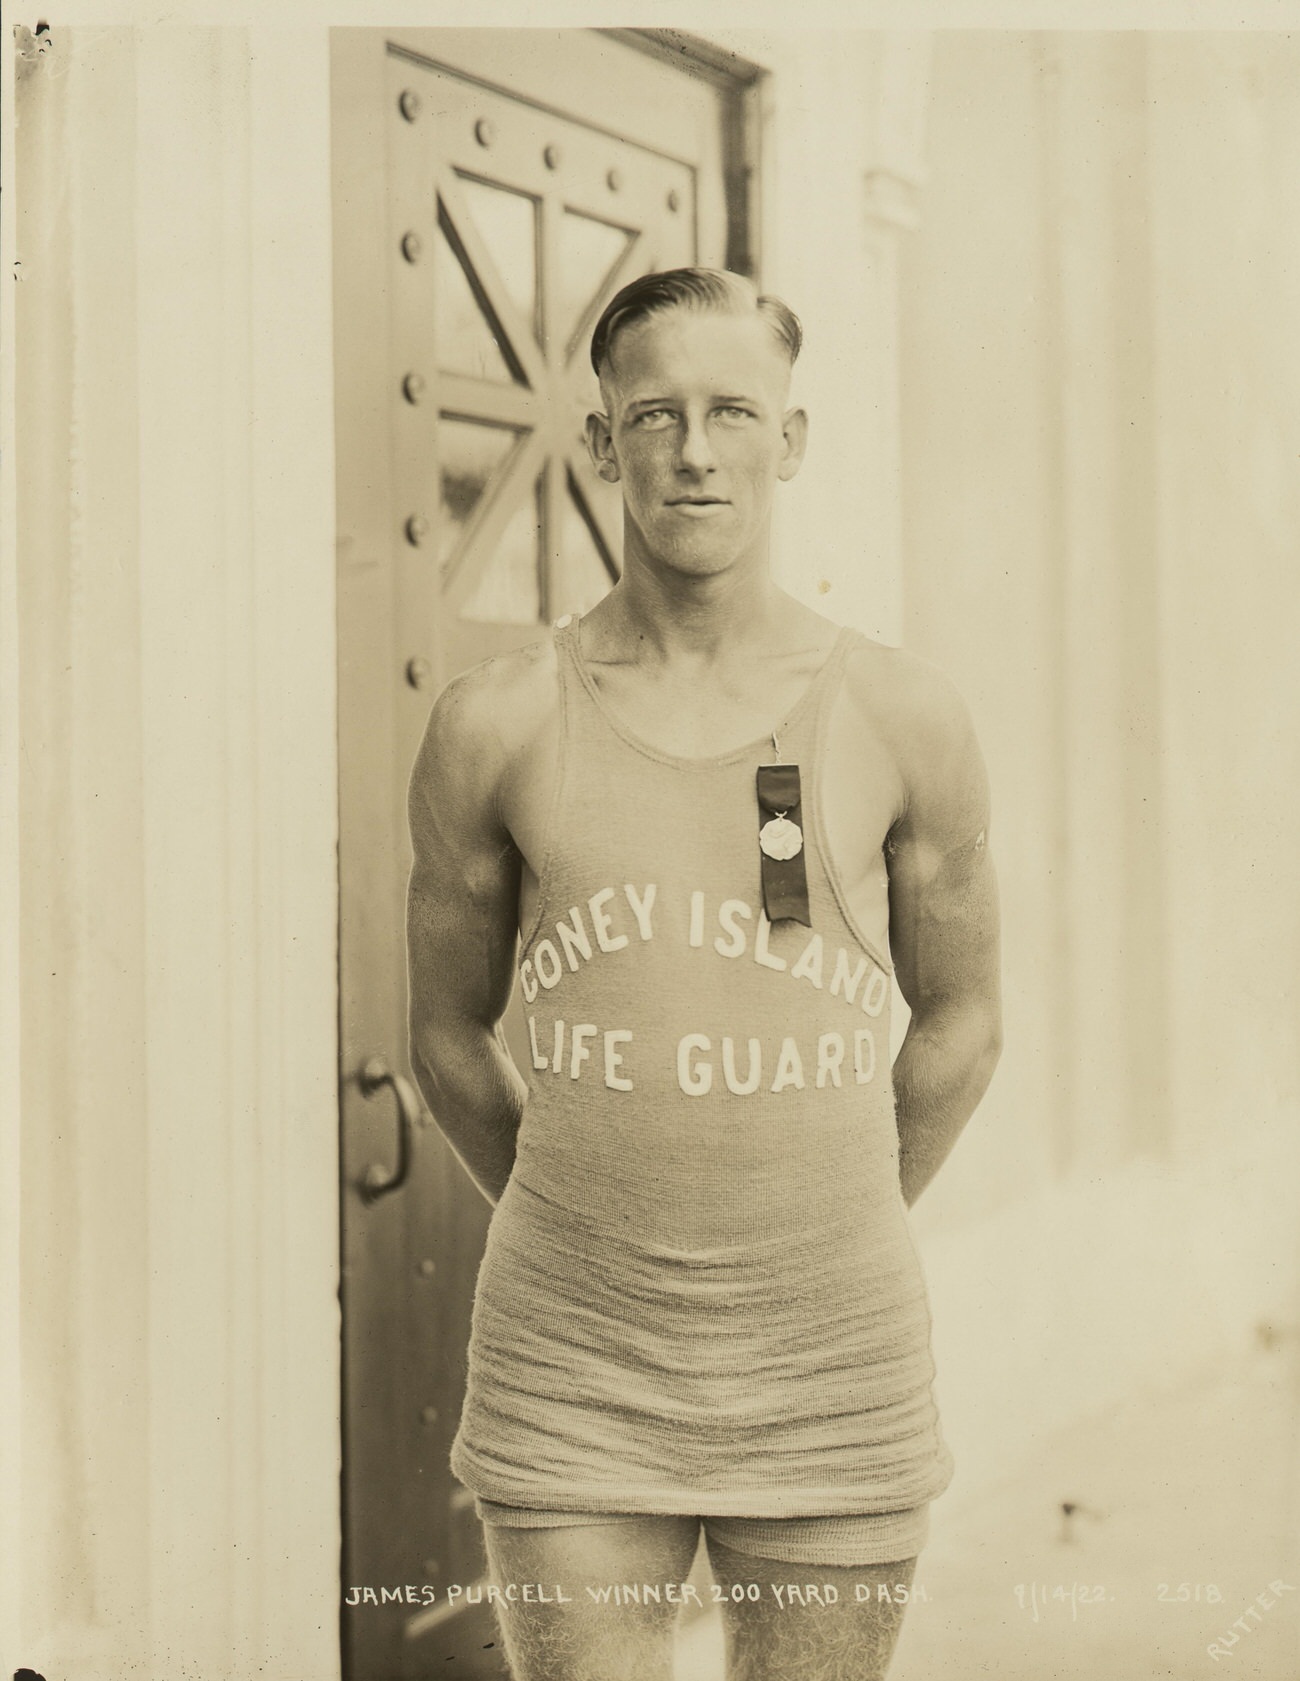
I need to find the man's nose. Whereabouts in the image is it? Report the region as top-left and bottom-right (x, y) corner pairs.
(675, 414), (716, 475)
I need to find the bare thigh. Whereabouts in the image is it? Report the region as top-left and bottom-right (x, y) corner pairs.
(707, 1538), (917, 1681)
(480, 1516), (700, 1681)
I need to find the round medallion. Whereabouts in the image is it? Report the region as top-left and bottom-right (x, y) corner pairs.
(759, 815), (803, 861)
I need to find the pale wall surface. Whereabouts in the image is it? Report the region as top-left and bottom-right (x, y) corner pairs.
(897, 30), (1300, 1491)
(1146, 33), (1300, 1154)
(11, 27), (341, 1681)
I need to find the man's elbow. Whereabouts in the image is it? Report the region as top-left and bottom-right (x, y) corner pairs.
(933, 995), (1001, 1093)
(972, 1002), (1003, 1095)
(408, 1005), (492, 1110)
(408, 1012), (452, 1111)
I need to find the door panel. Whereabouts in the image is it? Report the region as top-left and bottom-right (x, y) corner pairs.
(334, 29), (746, 1679)
(385, 46), (701, 683)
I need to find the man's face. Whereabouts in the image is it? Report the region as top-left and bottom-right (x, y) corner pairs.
(586, 308), (807, 581)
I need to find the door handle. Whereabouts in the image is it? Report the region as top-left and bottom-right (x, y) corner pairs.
(357, 1055), (422, 1202)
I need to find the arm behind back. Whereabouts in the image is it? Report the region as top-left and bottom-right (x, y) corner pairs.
(881, 655), (1003, 1204)
(406, 661), (531, 1204)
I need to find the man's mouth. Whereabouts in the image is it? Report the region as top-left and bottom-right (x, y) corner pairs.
(666, 496), (728, 506)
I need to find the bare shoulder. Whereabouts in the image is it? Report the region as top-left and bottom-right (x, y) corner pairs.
(408, 636), (559, 837)
(841, 635), (972, 743)
(418, 636), (557, 758)
(840, 635), (989, 837)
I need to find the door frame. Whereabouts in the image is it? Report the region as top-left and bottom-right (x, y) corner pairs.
(603, 28), (767, 279)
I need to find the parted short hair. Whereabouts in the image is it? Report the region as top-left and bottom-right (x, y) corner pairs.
(589, 267), (802, 379)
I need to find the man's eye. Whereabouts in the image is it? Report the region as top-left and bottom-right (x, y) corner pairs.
(717, 406), (755, 421)
(633, 409), (675, 428)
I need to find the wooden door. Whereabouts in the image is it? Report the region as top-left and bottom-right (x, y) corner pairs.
(332, 29), (756, 1679)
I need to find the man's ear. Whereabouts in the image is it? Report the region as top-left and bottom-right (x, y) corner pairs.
(585, 410), (619, 482)
(776, 407), (809, 482)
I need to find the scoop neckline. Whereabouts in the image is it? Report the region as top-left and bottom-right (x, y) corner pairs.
(562, 616), (853, 770)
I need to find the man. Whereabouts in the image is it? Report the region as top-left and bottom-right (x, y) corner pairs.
(407, 268), (1001, 1681)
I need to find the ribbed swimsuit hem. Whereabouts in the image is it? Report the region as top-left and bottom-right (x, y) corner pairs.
(451, 1445), (953, 1520)
(471, 1496), (935, 1567)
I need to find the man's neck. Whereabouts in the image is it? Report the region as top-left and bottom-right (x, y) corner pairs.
(594, 552), (799, 664)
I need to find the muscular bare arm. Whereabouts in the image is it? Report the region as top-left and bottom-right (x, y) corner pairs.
(406, 666), (528, 1205)
(886, 668), (1002, 1207)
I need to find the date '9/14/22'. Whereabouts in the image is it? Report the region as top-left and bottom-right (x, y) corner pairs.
(1016, 1583), (1233, 1622)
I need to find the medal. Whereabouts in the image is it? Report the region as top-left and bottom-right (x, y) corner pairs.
(758, 813), (803, 860)
(756, 744), (811, 926)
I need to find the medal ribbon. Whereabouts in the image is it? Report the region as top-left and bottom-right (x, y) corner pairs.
(756, 763), (811, 926)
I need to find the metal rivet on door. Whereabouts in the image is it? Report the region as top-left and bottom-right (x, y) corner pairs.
(406, 657), (433, 690)
(400, 230), (423, 263)
(402, 371), (426, 404)
(543, 143), (561, 170)
(398, 89), (420, 122)
(418, 1258), (437, 1277)
(667, 188), (680, 212)
(474, 117), (495, 147)
(405, 513), (429, 547)
(421, 1405), (440, 1426)
(606, 167), (623, 192)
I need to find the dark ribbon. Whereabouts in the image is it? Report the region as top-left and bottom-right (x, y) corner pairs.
(756, 763), (811, 926)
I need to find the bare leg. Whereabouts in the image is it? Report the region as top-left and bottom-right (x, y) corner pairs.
(481, 1515), (700, 1681)
(707, 1538), (917, 1681)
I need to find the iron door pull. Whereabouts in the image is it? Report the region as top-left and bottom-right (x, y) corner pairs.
(357, 1056), (421, 1202)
